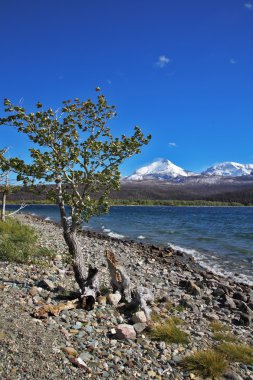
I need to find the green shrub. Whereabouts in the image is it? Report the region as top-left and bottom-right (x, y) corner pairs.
(149, 317), (189, 344)
(218, 343), (253, 365)
(0, 218), (54, 263)
(182, 349), (228, 378)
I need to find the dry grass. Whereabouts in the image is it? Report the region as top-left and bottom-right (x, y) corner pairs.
(210, 320), (238, 343)
(213, 331), (238, 342)
(218, 343), (253, 365)
(210, 320), (229, 332)
(149, 317), (189, 344)
(182, 349), (228, 378)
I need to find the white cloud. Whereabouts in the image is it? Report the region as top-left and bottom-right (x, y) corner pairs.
(169, 142), (177, 147)
(155, 55), (171, 68)
(229, 58), (237, 64)
(244, 3), (253, 10)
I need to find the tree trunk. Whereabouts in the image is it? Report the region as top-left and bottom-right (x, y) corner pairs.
(55, 177), (99, 305)
(63, 228), (87, 291)
(1, 190), (6, 222)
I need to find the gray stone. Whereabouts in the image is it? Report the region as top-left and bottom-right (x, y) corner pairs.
(79, 352), (93, 361)
(233, 292), (247, 302)
(107, 292), (122, 306)
(158, 341), (166, 350)
(212, 288), (225, 297)
(224, 295), (237, 310)
(238, 312), (251, 326)
(115, 324), (136, 340)
(223, 371), (243, 380)
(37, 278), (55, 291)
(132, 311), (147, 324)
(85, 325), (94, 333)
(179, 280), (201, 296)
(133, 323), (147, 333)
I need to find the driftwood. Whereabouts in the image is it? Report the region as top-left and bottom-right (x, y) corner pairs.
(132, 286), (154, 320)
(33, 299), (79, 318)
(81, 266), (100, 310)
(105, 250), (154, 318)
(105, 250), (131, 302)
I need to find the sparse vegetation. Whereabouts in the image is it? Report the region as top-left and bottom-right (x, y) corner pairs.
(0, 218), (54, 263)
(218, 343), (253, 365)
(150, 311), (162, 323)
(149, 317), (189, 344)
(210, 320), (229, 332)
(210, 321), (238, 342)
(182, 349), (228, 378)
(213, 332), (238, 342)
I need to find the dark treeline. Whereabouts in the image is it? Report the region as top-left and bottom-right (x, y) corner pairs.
(6, 178), (253, 205)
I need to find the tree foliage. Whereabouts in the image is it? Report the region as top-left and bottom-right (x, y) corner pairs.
(0, 90), (151, 224)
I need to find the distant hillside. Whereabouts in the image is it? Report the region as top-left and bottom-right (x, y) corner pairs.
(6, 177), (253, 205)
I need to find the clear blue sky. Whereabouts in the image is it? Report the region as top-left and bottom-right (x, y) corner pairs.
(1, 0), (253, 175)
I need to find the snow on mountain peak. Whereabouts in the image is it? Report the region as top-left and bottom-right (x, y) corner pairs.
(125, 159), (196, 181)
(202, 162), (253, 177)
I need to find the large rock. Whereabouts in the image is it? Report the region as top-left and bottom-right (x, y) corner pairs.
(115, 324), (136, 340)
(37, 278), (55, 291)
(107, 292), (122, 306)
(133, 323), (147, 333)
(132, 311), (147, 324)
(223, 371), (243, 380)
(233, 291), (247, 303)
(179, 280), (201, 296)
(238, 312), (251, 326)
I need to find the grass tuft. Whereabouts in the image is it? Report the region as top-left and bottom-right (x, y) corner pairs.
(213, 331), (238, 343)
(210, 320), (238, 342)
(149, 317), (189, 344)
(182, 349), (228, 378)
(210, 320), (229, 332)
(218, 343), (253, 365)
(0, 218), (54, 263)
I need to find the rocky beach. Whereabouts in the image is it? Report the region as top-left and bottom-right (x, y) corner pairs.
(0, 213), (252, 380)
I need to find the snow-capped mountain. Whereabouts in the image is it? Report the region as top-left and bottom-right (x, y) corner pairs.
(124, 159), (253, 182)
(125, 159), (196, 181)
(202, 162), (253, 177)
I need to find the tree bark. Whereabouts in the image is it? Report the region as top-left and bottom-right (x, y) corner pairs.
(105, 250), (131, 302)
(55, 176), (98, 303)
(1, 190), (6, 222)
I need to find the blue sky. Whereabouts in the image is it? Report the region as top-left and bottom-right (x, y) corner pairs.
(1, 0), (253, 175)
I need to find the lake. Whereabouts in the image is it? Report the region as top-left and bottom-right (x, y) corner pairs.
(6, 204), (253, 285)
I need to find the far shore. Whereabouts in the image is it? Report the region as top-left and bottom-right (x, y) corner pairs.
(6, 199), (253, 207)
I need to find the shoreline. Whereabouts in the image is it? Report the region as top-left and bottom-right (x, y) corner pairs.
(14, 210), (253, 287)
(17, 212), (253, 291)
(0, 213), (252, 379)
(6, 201), (253, 207)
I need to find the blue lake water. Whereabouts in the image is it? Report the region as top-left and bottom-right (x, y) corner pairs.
(7, 205), (253, 284)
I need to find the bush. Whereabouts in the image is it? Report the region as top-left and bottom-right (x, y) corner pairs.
(218, 343), (253, 365)
(0, 218), (54, 263)
(182, 349), (228, 378)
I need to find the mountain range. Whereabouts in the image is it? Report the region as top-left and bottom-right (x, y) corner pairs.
(124, 159), (253, 182)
